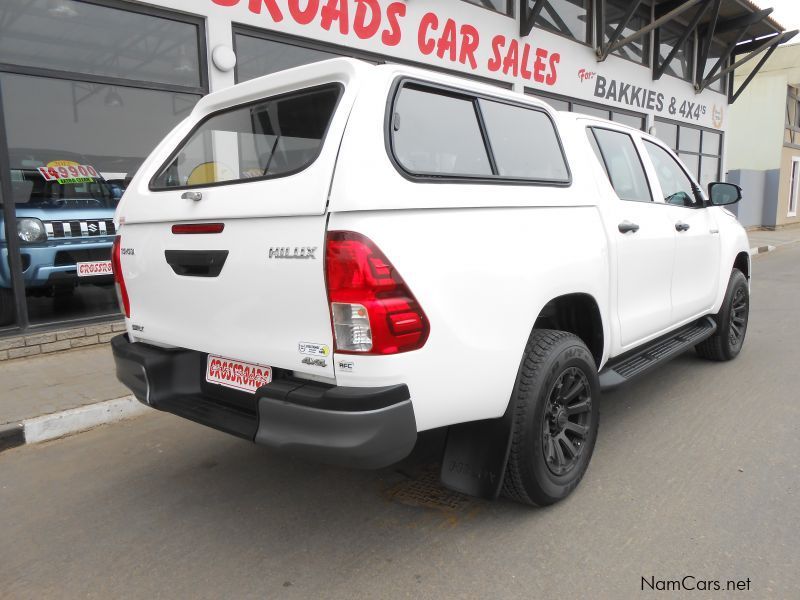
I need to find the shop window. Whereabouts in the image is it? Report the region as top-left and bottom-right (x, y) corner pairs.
(0, 72), (200, 325)
(604, 1), (650, 65)
(0, 178), (19, 328)
(533, 0), (590, 44)
(654, 121), (678, 151)
(528, 91), (647, 132)
(462, 0), (512, 16)
(544, 98), (570, 112)
(789, 158), (799, 217)
(702, 131), (721, 155)
(655, 119), (723, 191)
(612, 112), (646, 131)
(678, 128), (701, 153)
(785, 86), (800, 149)
(657, 24), (693, 81)
(235, 34), (339, 84)
(573, 103), (609, 119)
(0, 0), (203, 89)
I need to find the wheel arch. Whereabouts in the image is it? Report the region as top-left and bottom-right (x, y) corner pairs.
(532, 293), (605, 367)
(733, 251), (750, 280)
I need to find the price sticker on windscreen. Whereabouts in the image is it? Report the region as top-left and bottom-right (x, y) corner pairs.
(38, 161), (100, 184)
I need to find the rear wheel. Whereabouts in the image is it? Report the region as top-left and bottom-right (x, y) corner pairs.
(502, 330), (600, 506)
(696, 269), (749, 361)
(0, 287), (15, 326)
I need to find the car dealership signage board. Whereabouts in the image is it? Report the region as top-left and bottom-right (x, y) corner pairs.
(145, 0), (728, 130)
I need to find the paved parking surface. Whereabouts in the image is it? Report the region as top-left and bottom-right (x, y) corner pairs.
(1, 246), (798, 599)
(0, 345), (127, 425)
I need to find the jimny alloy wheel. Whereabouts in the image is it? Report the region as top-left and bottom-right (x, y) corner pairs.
(542, 367), (593, 477)
(729, 287), (748, 347)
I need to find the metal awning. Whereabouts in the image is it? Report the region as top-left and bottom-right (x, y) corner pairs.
(519, 0), (797, 103)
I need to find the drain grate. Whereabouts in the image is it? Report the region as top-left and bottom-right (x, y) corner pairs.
(385, 465), (473, 511)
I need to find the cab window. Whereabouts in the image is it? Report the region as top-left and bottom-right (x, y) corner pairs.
(643, 141), (701, 208)
(588, 128), (652, 203)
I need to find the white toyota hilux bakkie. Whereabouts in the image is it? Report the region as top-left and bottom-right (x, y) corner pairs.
(111, 58), (751, 506)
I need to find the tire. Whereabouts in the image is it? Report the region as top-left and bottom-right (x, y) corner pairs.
(0, 287), (15, 327)
(695, 269), (749, 362)
(502, 330), (600, 506)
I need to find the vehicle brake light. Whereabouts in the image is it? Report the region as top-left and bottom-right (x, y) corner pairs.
(172, 223), (224, 234)
(111, 235), (130, 318)
(325, 231), (429, 355)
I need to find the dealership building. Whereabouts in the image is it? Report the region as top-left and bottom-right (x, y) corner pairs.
(0, 0), (793, 341)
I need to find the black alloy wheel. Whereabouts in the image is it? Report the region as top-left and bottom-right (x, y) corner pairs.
(728, 287), (748, 347)
(502, 330), (600, 506)
(542, 367), (593, 477)
(696, 269), (749, 362)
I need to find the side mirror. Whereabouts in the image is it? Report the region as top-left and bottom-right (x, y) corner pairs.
(708, 182), (742, 206)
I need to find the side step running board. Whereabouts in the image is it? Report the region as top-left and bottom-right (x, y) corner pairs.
(599, 317), (717, 391)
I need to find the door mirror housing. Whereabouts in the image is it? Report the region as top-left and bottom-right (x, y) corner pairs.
(708, 182), (742, 206)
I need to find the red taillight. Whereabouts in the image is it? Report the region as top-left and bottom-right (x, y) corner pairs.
(111, 235), (130, 318)
(325, 231), (429, 355)
(172, 223), (225, 234)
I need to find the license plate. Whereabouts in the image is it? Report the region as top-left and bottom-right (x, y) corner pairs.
(77, 260), (113, 277)
(205, 355), (272, 394)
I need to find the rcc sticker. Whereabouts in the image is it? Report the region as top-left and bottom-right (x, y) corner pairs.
(299, 342), (330, 357)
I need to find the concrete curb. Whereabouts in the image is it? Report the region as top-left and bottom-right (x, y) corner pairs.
(750, 245), (776, 256)
(0, 395), (147, 453)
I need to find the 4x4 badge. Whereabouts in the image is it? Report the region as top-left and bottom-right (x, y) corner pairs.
(269, 246), (317, 259)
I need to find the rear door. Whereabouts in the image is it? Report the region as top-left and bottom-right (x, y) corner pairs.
(116, 67), (361, 379)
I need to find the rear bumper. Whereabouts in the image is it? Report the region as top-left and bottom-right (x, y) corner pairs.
(110, 335), (417, 469)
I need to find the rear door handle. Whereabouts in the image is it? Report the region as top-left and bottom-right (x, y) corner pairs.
(675, 221), (690, 232)
(618, 220), (640, 234)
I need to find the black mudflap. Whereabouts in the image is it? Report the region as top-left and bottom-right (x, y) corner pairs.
(439, 410), (514, 500)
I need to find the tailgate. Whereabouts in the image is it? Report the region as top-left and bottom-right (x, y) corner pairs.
(120, 217), (333, 377)
(114, 62), (364, 379)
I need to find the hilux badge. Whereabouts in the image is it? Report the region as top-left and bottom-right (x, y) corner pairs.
(269, 246), (317, 259)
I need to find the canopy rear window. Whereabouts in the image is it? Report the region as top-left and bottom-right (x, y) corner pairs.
(151, 84), (342, 191)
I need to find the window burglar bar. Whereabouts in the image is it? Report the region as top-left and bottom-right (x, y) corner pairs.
(595, 0), (706, 62)
(653, 0), (714, 80)
(518, 1), (795, 103)
(698, 7), (775, 91)
(698, 29), (798, 102)
(597, 0), (643, 62)
(520, 0), (548, 38)
(694, 0), (722, 86)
